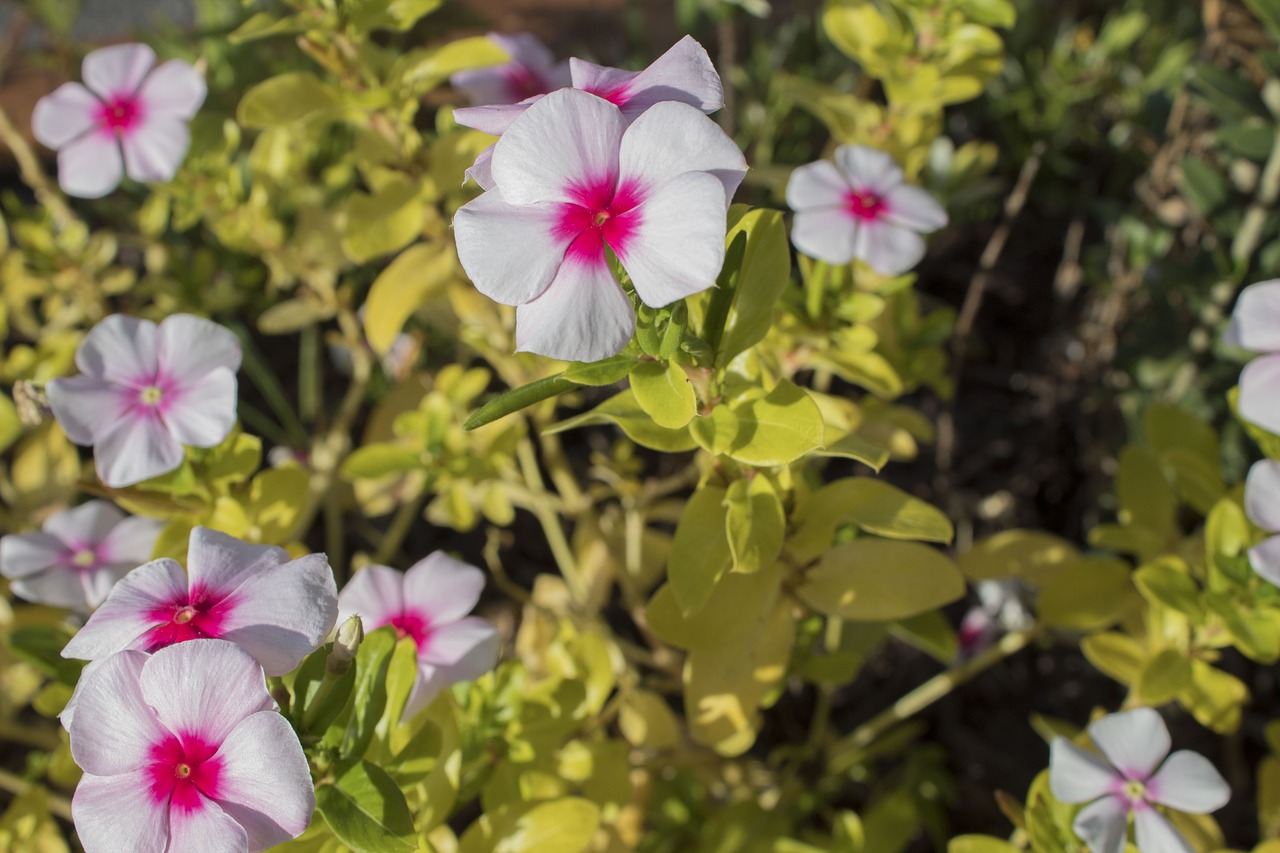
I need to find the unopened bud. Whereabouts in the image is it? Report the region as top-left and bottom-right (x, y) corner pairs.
(327, 615), (363, 674)
(13, 381), (49, 427)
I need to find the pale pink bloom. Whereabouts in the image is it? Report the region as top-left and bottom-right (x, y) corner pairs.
(786, 144), (948, 276)
(454, 35), (723, 189)
(62, 526), (337, 677)
(46, 314), (241, 488)
(32, 43), (205, 199)
(68, 640), (313, 853)
(1049, 708), (1229, 853)
(1224, 279), (1280, 434)
(453, 88), (746, 362)
(451, 33), (571, 107)
(337, 553), (498, 718)
(955, 579), (1032, 660)
(0, 501), (161, 611)
(1243, 459), (1280, 585)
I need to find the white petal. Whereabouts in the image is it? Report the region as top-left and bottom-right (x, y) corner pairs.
(45, 375), (134, 445)
(99, 515), (164, 566)
(453, 191), (571, 305)
(1246, 460), (1280, 532)
(786, 160), (851, 212)
(56, 131), (124, 199)
(405, 631), (500, 718)
(185, 527), (289, 598)
(1072, 795), (1130, 853)
(453, 101), (534, 135)
(835, 145), (905, 195)
(163, 367), (238, 448)
(791, 208), (858, 265)
(1249, 535), (1280, 586)
(1133, 807), (1194, 853)
(403, 552), (486, 624)
(0, 532), (68, 579)
(139, 639), (276, 745)
(617, 101), (746, 203)
(490, 88), (625, 206)
(1224, 280), (1280, 350)
(216, 553), (339, 676)
(337, 564), (406, 632)
(1088, 707), (1170, 779)
(1147, 751), (1230, 813)
(94, 414), (186, 488)
(31, 82), (102, 149)
(44, 500), (127, 546)
(208, 712), (315, 849)
(464, 144), (496, 190)
(121, 117), (191, 184)
(614, 171), (728, 306)
(418, 617), (498, 667)
(402, 661), (443, 719)
(136, 60), (206, 119)
(166, 795), (250, 853)
(12, 570), (99, 611)
(515, 257), (636, 362)
(1239, 353), (1280, 434)
(157, 314), (243, 380)
(571, 35), (722, 118)
(71, 769), (170, 853)
(883, 184), (948, 232)
(62, 558), (188, 660)
(854, 219), (926, 276)
(82, 43), (156, 99)
(67, 650), (165, 775)
(1050, 738), (1122, 803)
(75, 314), (160, 384)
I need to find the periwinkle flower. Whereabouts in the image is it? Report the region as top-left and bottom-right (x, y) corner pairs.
(452, 87), (746, 362)
(1049, 708), (1229, 853)
(46, 314), (242, 489)
(955, 579), (1032, 660)
(337, 552), (499, 718)
(1243, 459), (1280, 585)
(450, 33), (571, 107)
(1224, 279), (1280, 434)
(32, 43), (206, 199)
(62, 526), (338, 677)
(786, 144), (948, 276)
(68, 640), (313, 852)
(0, 500), (161, 611)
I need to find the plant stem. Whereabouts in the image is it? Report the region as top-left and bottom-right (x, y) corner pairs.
(227, 322), (310, 448)
(0, 770), (72, 821)
(371, 491), (428, 565)
(0, 719), (59, 752)
(515, 439), (585, 603)
(0, 105), (78, 233)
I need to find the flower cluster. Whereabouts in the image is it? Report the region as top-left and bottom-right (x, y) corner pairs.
(1225, 278), (1280, 433)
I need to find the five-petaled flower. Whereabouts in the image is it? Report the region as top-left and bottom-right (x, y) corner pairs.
(1243, 458), (1280, 586)
(0, 500), (161, 611)
(1049, 707), (1230, 853)
(47, 313), (242, 488)
(786, 144), (948, 276)
(32, 43), (206, 199)
(454, 35), (723, 190)
(68, 640), (313, 852)
(337, 552), (499, 719)
(450, 32), (571, 107)
(62, 526), (338, 677)
(1223, 278), (1280, 434)
(453, 87), (746, 362)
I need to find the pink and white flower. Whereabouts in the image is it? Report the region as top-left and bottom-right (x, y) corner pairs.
(62, 526), (338, 677)
(1243, 459), (1280, 585)
(786, 144), (948, 276)
(451, 33), (571, 107)
(337, 552), (498, 718)
(955, 579), (1032, 660)
(1224, 279), (1280, 434)
(46, 314), (242, 488)
(454, 35), (723, 190)
(32, 43), (206, 199)
(1049, 707), (1230, 853)
(0, 501), (161, 611)
(453, 87), (746, 362)
(68, 640), (313, 852)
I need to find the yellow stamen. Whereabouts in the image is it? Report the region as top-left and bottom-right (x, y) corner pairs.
(71, 550), (96, 568)
(175, 763), (191, 779)
(174, 607), (196, 625)
(140, 386), (163, 405)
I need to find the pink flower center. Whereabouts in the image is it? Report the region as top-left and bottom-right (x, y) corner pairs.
(556, 178), (644, 265)
(126, 373), (178, 420)
(845, 189), (887, 221)
(96, 94), (143, 135)
(581, 83), (632, 107)
(143, 585), (234, 652)
(70, 548), (99, 570)
(388, 610), (433, 649)
(147, 732), (223, 809)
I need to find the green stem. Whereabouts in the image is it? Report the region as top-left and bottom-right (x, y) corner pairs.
(805, 261), (830, 322)
(515, 439), (585, 602)
(227, 322), (309, 447)
(0, 769), (72, 821)
(0, 104), (78, 233)
(236, 402), (292, 447)
(371, 491), (428, 565)
(0, 719), (59, 752)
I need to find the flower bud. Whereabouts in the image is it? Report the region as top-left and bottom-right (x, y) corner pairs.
(327, 615), (363, 675)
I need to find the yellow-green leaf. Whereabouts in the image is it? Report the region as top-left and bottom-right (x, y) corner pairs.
(797, 538), (964, 622)
(957, 530), (1077, 584)
(1037, 556), (1135, 631)
(669, 486), (733, 614)
(238, 72), (341, 128)
(1137, 648), (1192, 705)
(364, 242), (455, 354)
(630, 360), (697, 429)
(725, 476), (786, 574)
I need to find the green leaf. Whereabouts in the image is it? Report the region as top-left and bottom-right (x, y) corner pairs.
(465, 375), (577, 430)
(716, 380), (824, 466)
(1080, 632), (1143, 686)
(1178, 660), (1249, 734)
(364, 242), (455, 354)
(669, 485), (733, 614)
(797, 538), (965, 622)
(1244, 0), (1280, 38)
(0, 394), (22, 455)
(6, 624), (82, 685)
(238, 72), (341, 128)
(1177, 157), (1228, 216)
(1137, 648), (1192, 705)
(957, 530), (1077, 584)
(392, 35), (508, 90)
(545, 389), (699, 452)
(561, 355), (640, 386)
(340, 626), (397, 760)
(630, 360), (697, 429)
(724, 476), (785, 574)
(316, 761), (416, 853)
(343, 178), (426, 263)
(459, 798), (600, 853)
(1037, 556), (1134, 631)
(716, 209), (792, 363)
(1117, 445), (1176, 541)
(813, 431), (890, 471)
(341, 444), (423, 480)
(1134, 557), (1204, 619)
(948, 837), (1020, 853)
(789, 478), (953, 562)
(955, 0), (1016, 27)
(646, 565), (783, 650)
